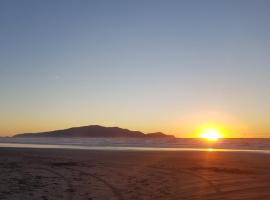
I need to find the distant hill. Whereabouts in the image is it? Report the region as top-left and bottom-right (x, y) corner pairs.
(13, 125), (175, 139)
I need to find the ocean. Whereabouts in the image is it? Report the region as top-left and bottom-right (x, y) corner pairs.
(0, 137), (270, 153)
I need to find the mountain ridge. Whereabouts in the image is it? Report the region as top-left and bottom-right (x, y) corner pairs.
(13, 125), (175, 138)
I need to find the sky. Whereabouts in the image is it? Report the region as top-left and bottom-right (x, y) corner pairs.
(0, 0), (270, 137)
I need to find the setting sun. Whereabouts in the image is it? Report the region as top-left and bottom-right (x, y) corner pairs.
(201, 128), (222, 141)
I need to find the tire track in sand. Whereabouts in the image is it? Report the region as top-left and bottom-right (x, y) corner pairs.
(34, 167), (74, 200)
(65, 167), (124, 200)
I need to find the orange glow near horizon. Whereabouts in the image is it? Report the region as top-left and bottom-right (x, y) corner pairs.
(200, 127), (223, 141)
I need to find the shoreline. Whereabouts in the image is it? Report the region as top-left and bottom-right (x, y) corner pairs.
(0, 142), (270, 154)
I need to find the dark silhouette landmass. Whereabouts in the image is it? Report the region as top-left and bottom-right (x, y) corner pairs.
(13, 125), (175, 138)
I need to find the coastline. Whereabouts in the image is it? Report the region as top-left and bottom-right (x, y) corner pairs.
(0, 142), (270, 154)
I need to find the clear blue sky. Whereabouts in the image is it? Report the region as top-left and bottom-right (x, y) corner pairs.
(1, 0), (270, 137)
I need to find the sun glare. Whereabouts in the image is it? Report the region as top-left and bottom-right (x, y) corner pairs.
(201, 128), (222, 141)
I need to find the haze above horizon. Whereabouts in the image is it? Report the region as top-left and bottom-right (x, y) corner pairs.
(1, 0), (270, 138)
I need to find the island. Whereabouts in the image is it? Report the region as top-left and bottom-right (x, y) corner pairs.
(13, 125), (175, 138)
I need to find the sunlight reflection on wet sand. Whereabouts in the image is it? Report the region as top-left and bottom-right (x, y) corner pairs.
(0, 142), (270, 154)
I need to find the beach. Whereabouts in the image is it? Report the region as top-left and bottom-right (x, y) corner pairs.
(0, 148), (269, 200)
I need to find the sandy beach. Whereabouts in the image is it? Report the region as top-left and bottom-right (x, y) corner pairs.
(0, 148), (269, 200)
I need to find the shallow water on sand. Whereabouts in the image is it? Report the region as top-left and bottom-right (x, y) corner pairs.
(0, 138), (270, 153)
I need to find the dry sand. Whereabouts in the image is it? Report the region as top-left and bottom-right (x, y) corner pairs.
(0, 148), (269, 200)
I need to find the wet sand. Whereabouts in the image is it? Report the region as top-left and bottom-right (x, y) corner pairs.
(0, 148), (269, 200)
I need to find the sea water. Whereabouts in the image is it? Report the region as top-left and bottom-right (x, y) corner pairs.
(0, 137), (270, 153)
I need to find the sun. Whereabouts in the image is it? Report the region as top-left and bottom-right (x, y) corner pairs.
(201, 128), (222, 141)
